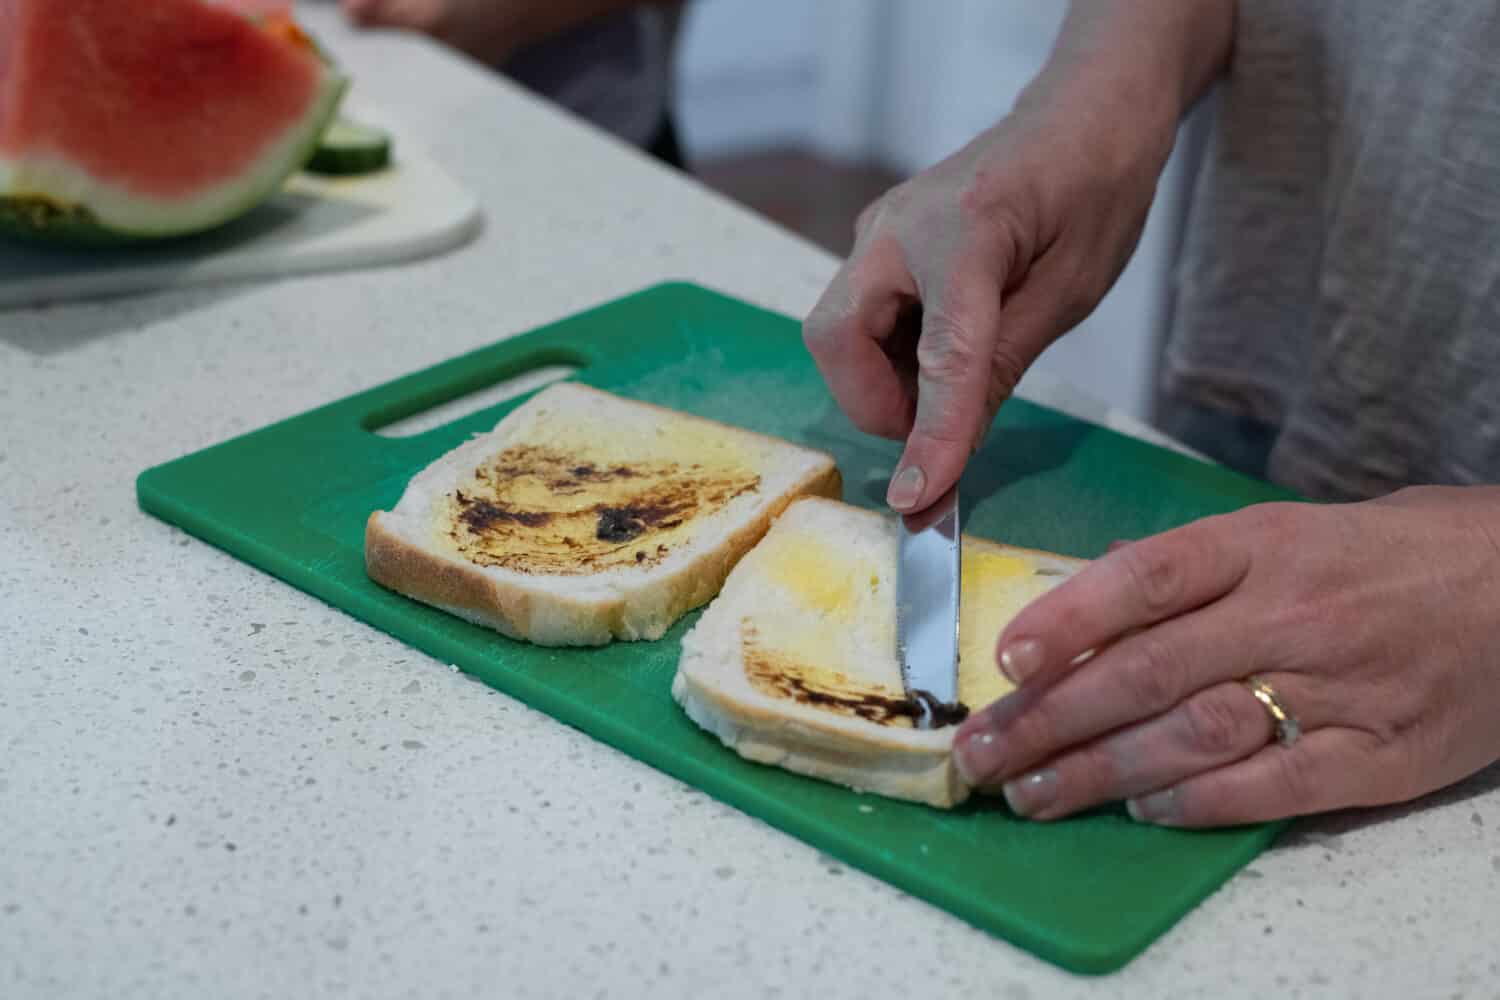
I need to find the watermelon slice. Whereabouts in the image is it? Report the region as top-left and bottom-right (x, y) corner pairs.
(0, 0), (346, 244)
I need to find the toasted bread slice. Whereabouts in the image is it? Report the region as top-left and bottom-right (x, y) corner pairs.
(672, 497), (1086, 808)
(366, 383), (841, 646)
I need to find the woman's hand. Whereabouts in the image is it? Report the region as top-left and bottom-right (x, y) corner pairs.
(955, 486), (1500, 827)
(800, 0), (1240, 515)
(802, 90), (1170, 514)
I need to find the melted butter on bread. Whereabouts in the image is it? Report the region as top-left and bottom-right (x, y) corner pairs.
(742, 526), (1068, 725)
(436, 438), (760, 575)
(958, 551), (1057, 709)
(762, 534), (882, 619)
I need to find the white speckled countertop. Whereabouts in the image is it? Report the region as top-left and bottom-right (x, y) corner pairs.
(2, 10), (1497, 999)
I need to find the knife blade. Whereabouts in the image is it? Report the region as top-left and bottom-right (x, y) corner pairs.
(895, 486), (963, 729)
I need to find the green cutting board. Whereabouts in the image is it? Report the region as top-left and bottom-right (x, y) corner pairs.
(137, 282), (1291, 974)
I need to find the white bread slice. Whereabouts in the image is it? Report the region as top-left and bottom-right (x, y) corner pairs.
(366, 383), (841, 646)
(672, 497), (1086, 808)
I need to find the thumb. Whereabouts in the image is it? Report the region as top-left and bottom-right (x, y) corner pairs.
(886, 276), (1014, 512)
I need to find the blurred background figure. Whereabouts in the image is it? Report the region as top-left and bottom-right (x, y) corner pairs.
(341, 0), (688, 167)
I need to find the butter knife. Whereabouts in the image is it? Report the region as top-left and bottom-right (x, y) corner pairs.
(895, 486), (964, 729)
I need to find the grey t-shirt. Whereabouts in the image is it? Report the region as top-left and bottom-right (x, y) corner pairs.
(1161, 0), (1500, 500)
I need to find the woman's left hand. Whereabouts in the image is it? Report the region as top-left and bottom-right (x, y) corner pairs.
(954, 485), (1500, 826)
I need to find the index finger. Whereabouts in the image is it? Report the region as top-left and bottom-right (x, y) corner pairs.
(994, 512), (1256, 687)
(803, 236), (919, 440)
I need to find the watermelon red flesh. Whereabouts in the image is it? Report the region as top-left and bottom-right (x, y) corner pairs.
(0, 1), (15, 141)
(0, 0), (327, 201)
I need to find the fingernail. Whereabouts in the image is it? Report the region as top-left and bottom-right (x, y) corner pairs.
(1003, 769), (1059, 818)
(998, 638), (1045, 684)
(954, 729), (1002, 785)
(1107, 539), (1132, 554)
(1127, 788), (1179, 825)
(886, 465), (925, 511)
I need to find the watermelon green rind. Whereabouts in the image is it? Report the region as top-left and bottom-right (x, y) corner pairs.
(0, 197), (129, 248)
(0, 70), (347, 247)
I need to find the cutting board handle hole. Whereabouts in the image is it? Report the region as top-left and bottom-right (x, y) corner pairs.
(366, 359), (581, 438)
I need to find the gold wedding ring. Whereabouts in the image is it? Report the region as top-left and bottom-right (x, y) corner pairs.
(1242, 676), (1302, 748)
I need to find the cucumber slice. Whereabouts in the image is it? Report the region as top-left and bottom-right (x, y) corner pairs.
(306, 117), (392, 175)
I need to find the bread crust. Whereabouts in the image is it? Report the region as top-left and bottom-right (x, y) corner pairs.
(673, 671), (969, 807)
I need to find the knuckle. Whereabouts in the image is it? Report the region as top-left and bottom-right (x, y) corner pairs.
(955, 179), (995, 220)
(801, 315), (831, 354)
(801, 295), (848, 354)
(915, 316), (980, 379)
(802, 292), (870, 359)
(957, 179), (1027, 242)
(882, 181), (914, 214)
(1243, 502), (1302, 547)
(1120, 634), (1188, 710)
(1182, 689), (1252, 757)
(1120, 542), (1186, 616)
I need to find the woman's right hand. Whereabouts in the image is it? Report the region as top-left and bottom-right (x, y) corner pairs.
(802, 69), (1178, 515)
